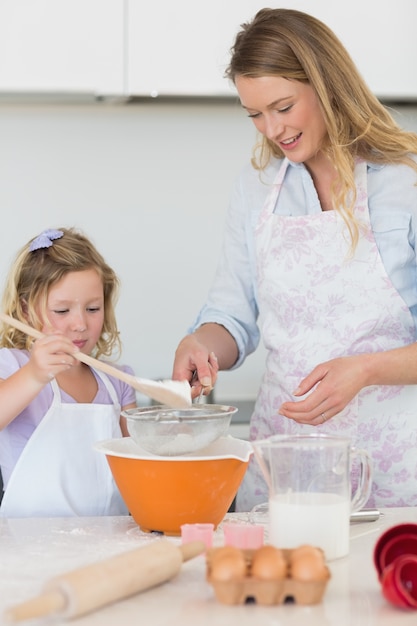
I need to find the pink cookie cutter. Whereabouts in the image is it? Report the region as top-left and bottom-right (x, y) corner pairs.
(223, 521), (264, 549)
(181, 523), (214, 549)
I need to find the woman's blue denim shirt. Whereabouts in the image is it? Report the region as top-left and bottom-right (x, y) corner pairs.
(191, 158), (417, 367)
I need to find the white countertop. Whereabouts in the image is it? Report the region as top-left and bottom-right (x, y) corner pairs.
(1, 508), (417, 625)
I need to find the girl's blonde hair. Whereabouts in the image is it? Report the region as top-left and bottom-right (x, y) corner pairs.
(0, 227), (121, 359)
(226, 8), (417, 247)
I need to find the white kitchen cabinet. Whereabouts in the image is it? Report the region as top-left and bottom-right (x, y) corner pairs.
(127, 0), (417, 99)
(0, 0), (125, 96)
(1, 1), (416, 100)
(127, 0), (241, 97)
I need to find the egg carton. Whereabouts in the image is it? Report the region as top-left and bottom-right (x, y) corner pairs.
(206, 547), (330, 606)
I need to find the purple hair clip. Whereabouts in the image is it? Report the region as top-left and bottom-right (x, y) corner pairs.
(29, 229), (64, 252)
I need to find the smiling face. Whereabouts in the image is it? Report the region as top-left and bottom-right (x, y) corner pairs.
(42, 268), (105, 355)
(235, 75), (328, 170)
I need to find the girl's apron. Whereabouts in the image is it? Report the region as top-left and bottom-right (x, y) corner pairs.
(0, 369), (128, 517)
(236, 158), (417, 511)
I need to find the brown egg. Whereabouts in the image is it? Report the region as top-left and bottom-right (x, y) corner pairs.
(251, 545), (287, 580)
(210, 547), (247, 581)
(290, 552), (329, 582)
(210, 546), (243, 563)
(290, 544), (325, 563)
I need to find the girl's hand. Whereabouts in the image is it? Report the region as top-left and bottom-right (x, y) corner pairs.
(279, 354), (371, 425)
(173, 334), (219, 400)
(27, 333), (78, 384)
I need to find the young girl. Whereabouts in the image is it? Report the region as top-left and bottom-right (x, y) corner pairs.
(0, 227), (136, 517)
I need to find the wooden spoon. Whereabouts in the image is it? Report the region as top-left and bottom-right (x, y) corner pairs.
(0, 314), (192, 408)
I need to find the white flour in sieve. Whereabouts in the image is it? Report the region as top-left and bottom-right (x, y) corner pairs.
(142, 431), (218, 456)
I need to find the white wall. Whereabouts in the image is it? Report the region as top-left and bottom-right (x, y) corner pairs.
(0, 99), (264, 402)
(0, 101), (416, 402)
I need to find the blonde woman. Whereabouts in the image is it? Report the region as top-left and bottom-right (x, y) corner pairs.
(173, 8), (417, 510)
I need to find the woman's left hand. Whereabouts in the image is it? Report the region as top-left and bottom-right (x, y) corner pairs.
(279, 354), (371, 425)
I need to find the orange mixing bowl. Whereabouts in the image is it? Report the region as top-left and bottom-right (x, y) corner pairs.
(95, 436), (253, 535)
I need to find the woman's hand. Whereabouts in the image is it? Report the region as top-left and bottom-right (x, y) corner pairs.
(279, 354), (372, 425)
(173, 324), (238, 400)
(172, 333), (219, 400)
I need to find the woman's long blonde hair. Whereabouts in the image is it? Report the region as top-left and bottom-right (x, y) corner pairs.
(226, 8), (417, 246)
(0, 227), (121, 359)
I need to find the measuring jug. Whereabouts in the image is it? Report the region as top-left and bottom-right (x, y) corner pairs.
(252, 434), (372, 560)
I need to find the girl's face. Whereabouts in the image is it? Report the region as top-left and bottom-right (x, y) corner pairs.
(235, 75), (328, 169)
(42, 268), (105, 354)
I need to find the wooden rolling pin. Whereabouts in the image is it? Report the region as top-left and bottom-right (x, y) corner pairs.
(0, 313), (192, 408)
(4, 539), (205, 623)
